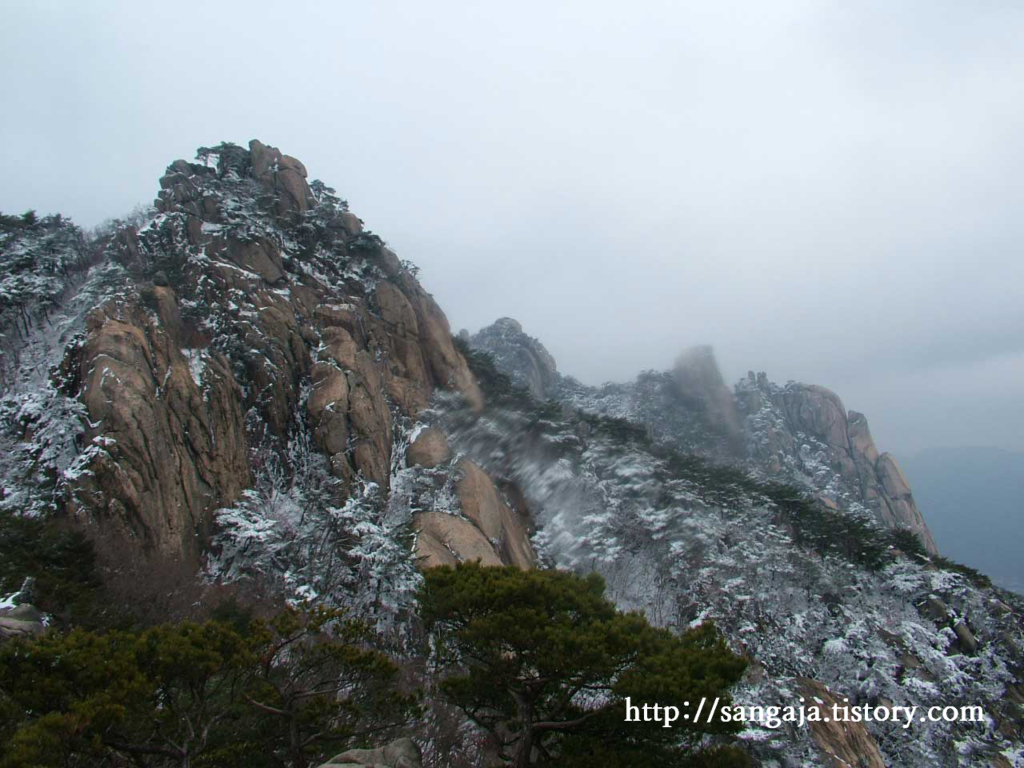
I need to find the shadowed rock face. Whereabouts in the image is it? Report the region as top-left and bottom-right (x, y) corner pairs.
(469, 317), (559, 400)
(58, 140), (485, 567)
(0, 604), (44, 640)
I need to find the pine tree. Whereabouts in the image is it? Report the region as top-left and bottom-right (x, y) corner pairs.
(418, 563), (749, 767)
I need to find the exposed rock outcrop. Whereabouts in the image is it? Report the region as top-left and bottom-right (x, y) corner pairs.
(248, 139), (316, 220)
(320, 737), (421, 768)
(797, 678), (886, 768)
(406, 427), (451, 469)
(454, 460), (535, 569)
(0, 603), (44, 640)
(671, 345), (743, 453)
(413, 459), (535, 569)
(414, 511), (503, 568)
(59, 140), (483, 567)
(469, 317), (559, 400)
(738, 372), (938, 552)
(60, 296), (250, 561)
(470, 322), (938, 551)
(3, 141), (1019, 768)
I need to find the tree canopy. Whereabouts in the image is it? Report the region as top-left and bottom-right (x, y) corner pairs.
(418, 563), (749, 767)
(0, 606), (418, 768)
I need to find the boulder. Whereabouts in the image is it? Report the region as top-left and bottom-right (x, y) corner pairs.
(953, 621), (979, 654)
(407, 428), (451, 468)
(0, 603), (44, 640)
(338, 211), (363, 236)
(221, 236), (286, 284)
(414, 512), (502, 568)
(455, 461), (535, 568)
(307, 362), (350, 457)
(321, 327), (359, 370)
(321, 737), (421, 768)
(455, 459), (505, 540)
(249, 139), (315, 218)
(918, 596), (951, 624)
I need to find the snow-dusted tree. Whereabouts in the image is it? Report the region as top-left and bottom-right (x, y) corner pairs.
(209, 425), (420, 632)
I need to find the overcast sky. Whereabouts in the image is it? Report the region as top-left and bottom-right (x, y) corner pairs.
(2, 1), (1022, 455)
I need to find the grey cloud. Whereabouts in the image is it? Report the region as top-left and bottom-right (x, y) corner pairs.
(2, 0), (1022, 454)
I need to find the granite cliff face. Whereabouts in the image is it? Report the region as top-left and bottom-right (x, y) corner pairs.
(2, 141), (531, 588)
(465, 317), (559, 400)
(737, 372), (938, 553)
(59, 296), (250, 562)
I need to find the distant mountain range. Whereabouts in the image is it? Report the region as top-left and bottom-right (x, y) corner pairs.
(899, 446), (1024, 594)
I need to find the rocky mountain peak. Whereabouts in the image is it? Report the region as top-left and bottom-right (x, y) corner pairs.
(469, 320), (937, 553)
(42, 140), (493, 570)
(737, 371), (938, 552)
(671, 345), (743, 453)
(469, 316), (559, 400)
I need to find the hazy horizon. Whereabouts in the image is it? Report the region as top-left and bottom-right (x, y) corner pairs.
(3, 1), (1023, 456)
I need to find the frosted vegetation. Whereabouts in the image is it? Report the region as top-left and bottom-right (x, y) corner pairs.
(433, 343), (1024, 767)
(0, 145), (1020, 766)
(0, 209), (131, 518)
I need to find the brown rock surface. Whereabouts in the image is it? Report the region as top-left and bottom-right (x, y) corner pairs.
(414, 512), (502, 568)
(249, 139), (315, 218)
(739, 373), (938, 553)
(797, 678), (886, 768)
(408, 459), (535, 569)
(455, 459), (505, 541)
(62, 298), (250, 562)
(406, 427), (451, 468)
(60, 140), (488, 568)
(453, 460), (535, 569)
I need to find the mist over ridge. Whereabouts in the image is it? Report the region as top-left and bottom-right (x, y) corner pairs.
(3, 1), (1023, 458)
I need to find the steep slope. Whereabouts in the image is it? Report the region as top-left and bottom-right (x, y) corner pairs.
(0, 212), (116, 519)
(471, 318), (937, 552)
(2, 148), (1021, 767)
(737, 371), (937, 553)
(464, 319), (1020, 766)
(1, 141), (533, 620)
